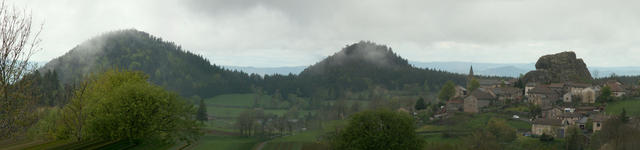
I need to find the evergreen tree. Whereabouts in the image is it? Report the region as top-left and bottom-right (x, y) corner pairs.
(414, 97), (426, 110)
(197, 98), (208, 122)
(620, 108), (629, 123)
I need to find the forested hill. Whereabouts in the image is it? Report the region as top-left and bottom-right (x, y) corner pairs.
(41, 29), (256, 97)
(41, 30), (467, 99)
(289, 41), (467, 98)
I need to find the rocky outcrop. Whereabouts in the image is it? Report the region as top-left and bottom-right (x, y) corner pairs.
(522, 51), (592, 84)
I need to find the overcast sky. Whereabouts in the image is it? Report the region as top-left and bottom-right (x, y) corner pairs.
(12, 0), (640, 67)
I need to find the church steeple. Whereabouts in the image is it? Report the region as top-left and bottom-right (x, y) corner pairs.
(468, 65), (474, 85)
(469, 66), (474, 77)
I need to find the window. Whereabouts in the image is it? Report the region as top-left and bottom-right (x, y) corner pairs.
(597, 123), (600, 127)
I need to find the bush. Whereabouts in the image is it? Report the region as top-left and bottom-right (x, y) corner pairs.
(540, 133), (554, 142)
(327, 109), (423, 150)
(61, 69), (201, 144)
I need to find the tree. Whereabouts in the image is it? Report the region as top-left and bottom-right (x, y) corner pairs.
(620, 108), (629, 123)
(196, 98), (208, 122)
(236, 110), (255, 136)
(486, 118), (517, 143)
(528, 104), (542, 119)
(328, 109), (423, 150)
(540, 133), (554, 142)
(438, 80), (456, 101)
(565, 125), (585, 150)
(593, 116), (640, 149)
(467, 78), (480, 92)
(60, 78), (90, 141)
(65, 69), (201, 144)
(586, 118), (593, 133)
(464, 130), (500, 150)
(414, 97), (426, 110)
(0, 0), (43, 138)
(599, 86), (612, 102)
(350, 101), (361, 114)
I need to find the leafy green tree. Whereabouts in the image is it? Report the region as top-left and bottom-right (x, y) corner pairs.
(528, 104), (542, 119)
(464, 130), (500, 150)
(540, 133), (554, 142)
(328, 109), (423, 150)
(236, 110), (255, 136)
(67, 69), (201, 144)
(414, 97), (426, 110)
(438, 80), (456, 101)
(196, 98), (208, 122)
(586, 118), (593, 132)
(565, 125), (585, 150)
(599, 86), (612, 102)
(486, 118), (517, 143)
(467, 78), (480, 92)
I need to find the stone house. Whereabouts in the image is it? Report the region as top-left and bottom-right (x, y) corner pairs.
(580, 88), (596, 103)
(591, 114), (609, 132)
(577, 117), (589, 130)
(555, 112), (582, 125)
(454, 85), (468, 98)
(606, 81), (626, 97)
(525, 82), (536, 97)
(542, 106), (562, 119)
(464, 89), (495, 113)
(548, 83), (569, 94)
(569, 83), (590, 95)
(532, 118), (565, 138)
(563, 93), (572, 103)
(446, 97), (464, 113)
(527, 85), (559, 107)
(478, 79), (502, 88)
(491, 87), (523, 104)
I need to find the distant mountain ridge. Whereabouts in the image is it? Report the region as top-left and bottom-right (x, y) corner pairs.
(224, 62), (640, 78)
(223, 66), (306, 76)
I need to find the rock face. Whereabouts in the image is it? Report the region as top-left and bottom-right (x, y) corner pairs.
(522, 51), (592, 83)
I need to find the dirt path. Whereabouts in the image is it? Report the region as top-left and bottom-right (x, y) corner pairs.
(254, 141), (268, 150)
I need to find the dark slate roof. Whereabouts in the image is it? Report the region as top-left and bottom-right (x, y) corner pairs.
(606, 82), (625, 92)
(533, 119), (563, 126)
(479, 79), (502, 86)
(548, 83), (566, 88)
(591, 114), (609, 122)
(557, 112), (582, 118)
(528, 85), (557, 95)
(492, 87), (522, 95)
(469, 89), (496, 100)
(568, 83), (591, 88)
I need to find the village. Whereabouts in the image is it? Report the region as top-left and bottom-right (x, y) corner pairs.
(432, 65), (637, 139)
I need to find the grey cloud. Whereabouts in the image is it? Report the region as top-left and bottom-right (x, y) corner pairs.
(12, 0), (640, 67)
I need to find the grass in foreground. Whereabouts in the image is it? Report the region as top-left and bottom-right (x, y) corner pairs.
(191, 135), (263, 150)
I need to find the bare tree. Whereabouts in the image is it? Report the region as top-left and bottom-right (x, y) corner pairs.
(0, 0), (43, 138)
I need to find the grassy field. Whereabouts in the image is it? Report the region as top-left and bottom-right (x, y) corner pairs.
(259, 120), (346, 150)
(190, 135), (263, 150)
(206, 93), (268, 107)
(430, 112), (531, 131)
(606, 98), (640, 116)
